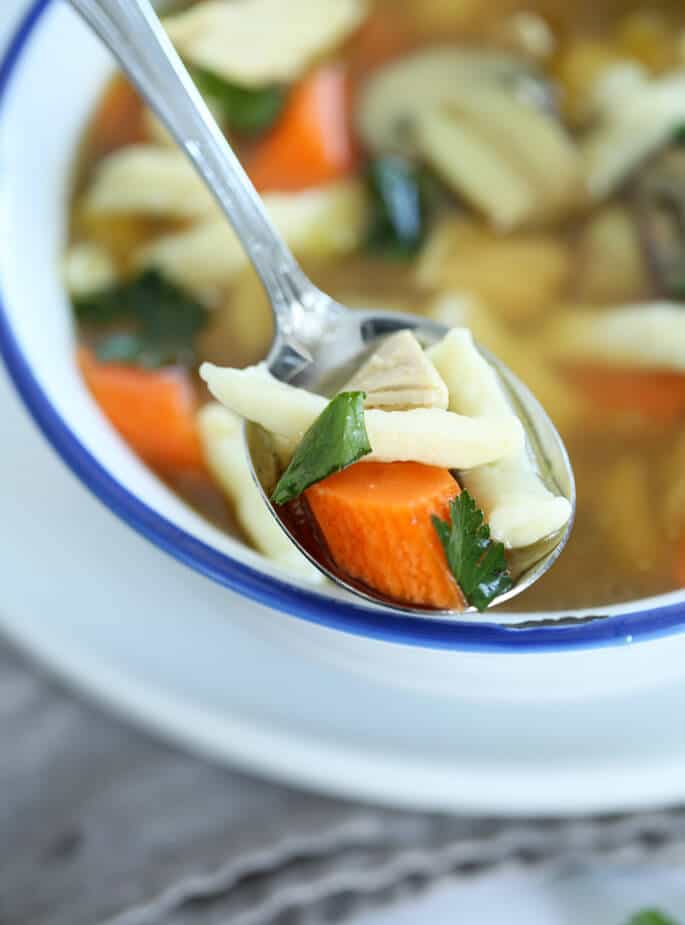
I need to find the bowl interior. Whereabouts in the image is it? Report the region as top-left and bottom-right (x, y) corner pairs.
(2, 0), (685, 650)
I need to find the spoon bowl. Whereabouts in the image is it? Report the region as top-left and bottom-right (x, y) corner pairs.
(69, 0), (575, 616)
(250, 303), (575, 616)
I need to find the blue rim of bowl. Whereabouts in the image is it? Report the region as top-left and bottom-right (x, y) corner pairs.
(2, 0), (684, 653)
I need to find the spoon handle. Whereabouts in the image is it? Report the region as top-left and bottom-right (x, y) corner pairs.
(67, 0), (323, 327)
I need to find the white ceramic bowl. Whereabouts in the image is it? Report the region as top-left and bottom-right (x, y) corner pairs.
(3, 0), (685, 703)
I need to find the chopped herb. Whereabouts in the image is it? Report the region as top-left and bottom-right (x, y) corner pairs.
(366, 155), (445, 259)
(672, 125), (685, 146)
(627, 911), (679, 925)
(192, 67), (285, 135)
(432, 491), (513, 611)
(271, 391), (372, 506)
(74, 269), (208, 369)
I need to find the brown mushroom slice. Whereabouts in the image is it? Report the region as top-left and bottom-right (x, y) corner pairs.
(356, 46), (555, 157)
(344, 330), (449, 411)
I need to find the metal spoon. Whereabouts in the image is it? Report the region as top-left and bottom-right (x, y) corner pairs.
(68, 0), (575, 614)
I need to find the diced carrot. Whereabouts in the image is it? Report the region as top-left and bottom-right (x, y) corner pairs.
(246, 65), (357, 192)
(566, 366), (685, 424)
(87, 75), (146, 157)
(78, 348), (205, 473)
(675, 536), (685, 588)
(305, 461), (464, 609)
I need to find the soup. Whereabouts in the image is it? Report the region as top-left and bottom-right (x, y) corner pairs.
(65, 0), (685, 611)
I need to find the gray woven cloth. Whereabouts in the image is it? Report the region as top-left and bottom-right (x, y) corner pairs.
(3, 636), (685, 925)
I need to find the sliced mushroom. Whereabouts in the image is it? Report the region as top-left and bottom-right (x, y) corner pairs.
(416, 95), (582, 228)
(356, 46), (554, 155)
(356, 46), (581, 229)
(441, 86), (581, 213)
(344, 330), (449, 411)
(413, 110), (538, 230)
(634, 142), (685, 299)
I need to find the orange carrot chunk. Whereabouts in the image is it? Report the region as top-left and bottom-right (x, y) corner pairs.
(567, 366), (685, 424)
(247, 65), (357, 193)
(306, 461), (465, 609)
(78, 348), (205, 473)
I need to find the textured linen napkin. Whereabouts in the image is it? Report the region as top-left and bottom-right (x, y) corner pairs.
(3, 636), (685, 925)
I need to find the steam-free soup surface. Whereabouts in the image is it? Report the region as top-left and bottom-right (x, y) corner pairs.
(67, 0), (685, 611)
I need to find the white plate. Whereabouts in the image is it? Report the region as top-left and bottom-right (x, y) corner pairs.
(5, 361), (685, 817)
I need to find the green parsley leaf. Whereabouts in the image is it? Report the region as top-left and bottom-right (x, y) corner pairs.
(432, 491), (513, 611)
(627, 911), (680, 925)
(271, 392), (372, 506)
(192, 67), (285, 136)
(74, 269), (208, 369)
(672, 124), (685, 146)
(366, 155), (447, 259)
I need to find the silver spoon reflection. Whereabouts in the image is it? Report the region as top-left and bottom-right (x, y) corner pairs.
(69, 0), (576, 615)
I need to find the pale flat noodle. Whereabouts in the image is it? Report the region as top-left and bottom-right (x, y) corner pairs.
(414, 92), (581, 229)
(415, 110), (537, 230)
(428, 329), (572, 549)
(138, 180), (367, 291)
(164, 0), (367, 86)
(200, 362), (524, 470)
(439, 86), (582, 218)
(84, 145), (218, 219)
(197, 403), (322, 580)
(544, 303), (685, 372)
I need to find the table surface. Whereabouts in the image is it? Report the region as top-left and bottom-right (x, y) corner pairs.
(5, 630), (685, 925)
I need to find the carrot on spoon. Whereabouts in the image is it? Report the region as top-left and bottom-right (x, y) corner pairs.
(305, 461), (465, 609)
(247, 65), (357, 192)
(78, 347), (205, 473)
